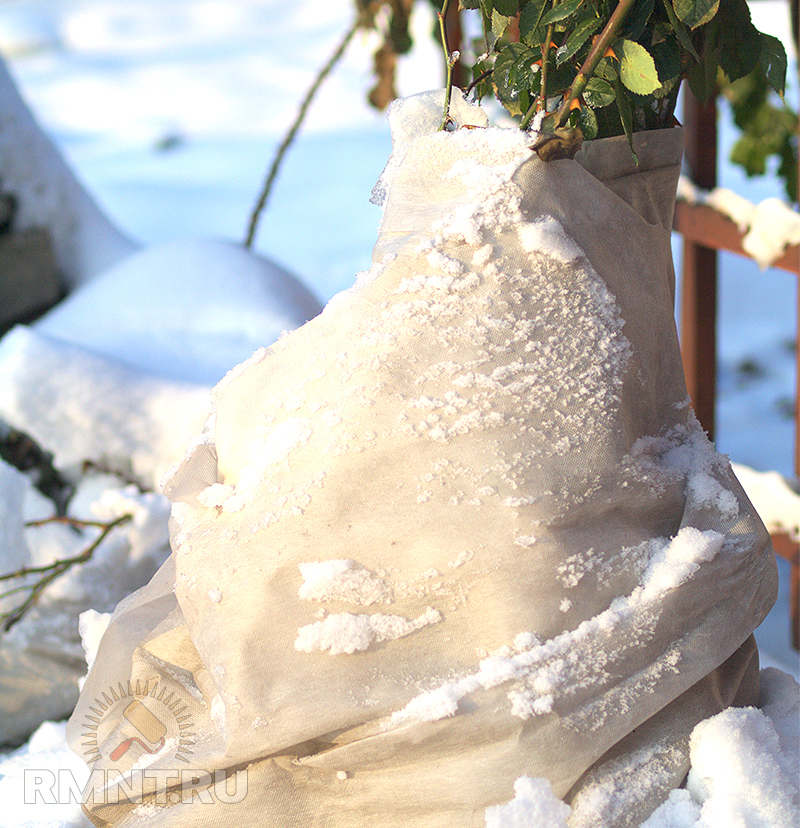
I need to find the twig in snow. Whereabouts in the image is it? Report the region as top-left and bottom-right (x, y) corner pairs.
(0, 513), (132, 632)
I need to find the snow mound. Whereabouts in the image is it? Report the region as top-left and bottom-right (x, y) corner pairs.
(643, 683), (800, 827)
(0, 56), (135, 286)
(677, 178), (800, 270)
(484, 777), (570, 828)
(34, 238), (323, 385)
(0, 325), (210, 488)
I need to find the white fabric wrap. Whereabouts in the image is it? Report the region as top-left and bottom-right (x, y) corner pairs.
(68, 95), (777, 828)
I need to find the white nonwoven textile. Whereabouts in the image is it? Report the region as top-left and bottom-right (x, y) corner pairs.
(68, 90), (777, 828)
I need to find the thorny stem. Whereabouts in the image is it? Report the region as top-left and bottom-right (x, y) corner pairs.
(554, 0), (637, 128)
(465, 67), (493, 96)
(539, 24), (556, 112)
(520, 22), (556, 130)
(0, 513), (132, 632)
(244, 6), (375, 249)
(438, 0), (455, 131)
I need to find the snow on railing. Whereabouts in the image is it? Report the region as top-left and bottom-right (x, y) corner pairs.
(677, 177), (800, 272)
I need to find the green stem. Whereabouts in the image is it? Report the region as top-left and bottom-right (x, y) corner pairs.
(554, 0), (638, 128)
(520, 22), (556, 130)
(438, 0), (455, 131)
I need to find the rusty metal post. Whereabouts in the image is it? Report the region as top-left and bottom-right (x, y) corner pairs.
(680, 90), (718, 440)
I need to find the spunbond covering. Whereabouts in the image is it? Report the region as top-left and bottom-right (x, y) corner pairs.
(67, 90), (777, 827)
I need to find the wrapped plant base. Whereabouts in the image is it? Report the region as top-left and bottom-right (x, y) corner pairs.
(67, 91), (777, 827)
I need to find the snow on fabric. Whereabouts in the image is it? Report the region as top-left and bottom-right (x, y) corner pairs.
(298, 558), (393, 605)
(294, 607), (441, 655)
(67, 91), (777, 827)
(386, 526), (726, 728)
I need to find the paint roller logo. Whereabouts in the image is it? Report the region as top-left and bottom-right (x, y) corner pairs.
(110, 700), (167, 761)
(80, 680), (196, 766)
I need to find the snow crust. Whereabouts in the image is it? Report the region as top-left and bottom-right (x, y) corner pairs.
(298, 559), (393, 605)
(294, 607), (442, 655)
(642, 670), (800, 827)
(484, 776), (570, 828)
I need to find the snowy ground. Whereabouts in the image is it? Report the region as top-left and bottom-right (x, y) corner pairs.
(0, 1), (798, 826)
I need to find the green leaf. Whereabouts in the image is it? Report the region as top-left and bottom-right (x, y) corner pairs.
(686, 14), (719, 101)
(619, 0), (654, 41)
(556, 16), (601, 65)
(758, 33), (787, 98)
(583, 76), (616, 107)
(717, 0), (761, 83)
(649, 36), (681, 86)
(722, 67), (797, 200)
(470, 58), (496, 99)
(614, 77), (637, 160)
(660, 0), (699, 61)
(493, 0), (521, 15)
(594, 55), (619, 82)
(578, 102), (599, 139)
(491, 9), (513, 40)
(540, 0), (585, 26)
(615, 39), (661, 95)
(538, 112), (557, 134)
(494, 41), (542, 104)
(672, 0), (719, 30)
(478, 0), (495, 38)
(458, 0), (483, 9)
(518, 0), (548, 43)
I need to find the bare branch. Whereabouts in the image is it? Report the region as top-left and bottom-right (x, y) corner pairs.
(0, 513), (132, 631)
(244, 4), (381, 249)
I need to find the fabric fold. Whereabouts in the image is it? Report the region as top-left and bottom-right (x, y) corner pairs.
(67, 90), (777, 828)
